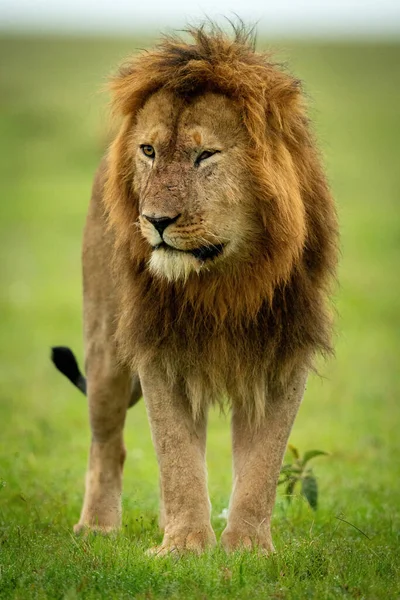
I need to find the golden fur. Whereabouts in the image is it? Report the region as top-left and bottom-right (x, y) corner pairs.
(103, 24), (337, 421)
(74, 24), (337, 553)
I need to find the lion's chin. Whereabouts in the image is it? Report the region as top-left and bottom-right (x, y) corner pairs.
(148, 242), (224, 282)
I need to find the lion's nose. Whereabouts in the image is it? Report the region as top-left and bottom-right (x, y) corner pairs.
(143, 214), (181, 237)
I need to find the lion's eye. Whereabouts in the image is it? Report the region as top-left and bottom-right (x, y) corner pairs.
(196, 150), (219, 165)
(141, 145), (155, 159)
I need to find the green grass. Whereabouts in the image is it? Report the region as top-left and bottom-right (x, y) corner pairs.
(1, 34), (400, 599)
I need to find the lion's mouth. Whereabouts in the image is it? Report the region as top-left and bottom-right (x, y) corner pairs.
(153, 242), (224, 261)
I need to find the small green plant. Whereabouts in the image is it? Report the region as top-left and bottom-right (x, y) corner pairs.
(278, 445), (328, 509)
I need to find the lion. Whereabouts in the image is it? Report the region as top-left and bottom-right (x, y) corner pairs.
(52, 24), (338, 555)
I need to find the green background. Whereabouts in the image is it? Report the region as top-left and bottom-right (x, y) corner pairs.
(0, 34), (399, 598)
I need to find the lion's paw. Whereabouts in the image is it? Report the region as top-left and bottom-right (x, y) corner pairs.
(147, 528), (216, 557)
(73, 522), (118, 536)
(221, 529), (274, 554)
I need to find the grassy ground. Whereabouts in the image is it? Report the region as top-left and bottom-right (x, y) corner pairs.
(0, 33), (399, 599)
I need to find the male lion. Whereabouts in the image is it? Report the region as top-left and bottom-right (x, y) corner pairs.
(52, 24), (337, 555)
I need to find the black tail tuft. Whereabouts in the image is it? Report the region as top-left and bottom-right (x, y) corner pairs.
(51, 346), (87, 395)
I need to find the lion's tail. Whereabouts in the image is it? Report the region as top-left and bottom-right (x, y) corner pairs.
(51, 346), (87, 395)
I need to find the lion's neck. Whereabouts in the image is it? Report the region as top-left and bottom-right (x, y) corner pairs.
(112, 251), (329, 414)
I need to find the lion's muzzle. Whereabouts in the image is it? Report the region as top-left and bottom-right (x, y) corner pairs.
(143, 213), (181, 237)
(140, 212), (226, 267)
(155, 241), (225, 261)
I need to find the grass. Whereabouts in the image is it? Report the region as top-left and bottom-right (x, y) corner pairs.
(0, 33), (400, 599)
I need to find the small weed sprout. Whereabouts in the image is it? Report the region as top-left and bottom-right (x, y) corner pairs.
(278, 445), (328, 509)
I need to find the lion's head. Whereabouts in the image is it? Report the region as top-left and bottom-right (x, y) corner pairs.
(103, 25), (333, 295)
(134, 90), (258, 282)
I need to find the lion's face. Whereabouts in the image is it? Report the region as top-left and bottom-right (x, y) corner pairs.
(132, 91), (260, 281)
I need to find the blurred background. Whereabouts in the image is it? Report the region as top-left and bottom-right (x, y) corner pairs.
(2, 0), (400, 36)
(0, 0), (399, 563)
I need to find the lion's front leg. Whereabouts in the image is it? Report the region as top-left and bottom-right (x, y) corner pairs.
(221, 369), (308, 553)
(140, 364), (216, 555)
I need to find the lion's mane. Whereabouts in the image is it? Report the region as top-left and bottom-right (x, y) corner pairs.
(102, 24), (338, 420)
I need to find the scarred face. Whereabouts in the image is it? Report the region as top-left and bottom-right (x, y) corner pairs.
(132, 90), (258, 281)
